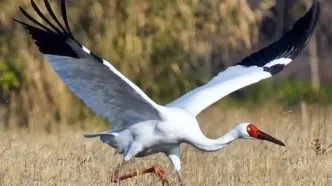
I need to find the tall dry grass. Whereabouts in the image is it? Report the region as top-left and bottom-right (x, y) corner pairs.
(0, 105), (331, 186)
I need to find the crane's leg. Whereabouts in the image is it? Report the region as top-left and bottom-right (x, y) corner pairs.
(111, 160), (128, 183)
(111, 144), (168, 184)
(167, 147), (184, 186)
(111, 165), (169, 185)
(176, 171), (185, 186)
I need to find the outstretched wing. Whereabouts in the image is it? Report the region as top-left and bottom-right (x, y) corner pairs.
(167, 2), (320, 116)
(15, 0), (162, 129)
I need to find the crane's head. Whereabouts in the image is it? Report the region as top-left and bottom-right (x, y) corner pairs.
(237, 123), (285, 146)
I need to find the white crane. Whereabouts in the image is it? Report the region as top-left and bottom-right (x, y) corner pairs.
(15, 0), (319, 185)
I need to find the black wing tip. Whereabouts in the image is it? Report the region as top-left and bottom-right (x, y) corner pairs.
(14, 0), (82, 58)
(263, 2), (320, 74)
(308, 1), (320, 22)
(16, 0), (73, 36)
(12, 18), (22, 24)
(235, 1), (320, 70)
(297, 2), (320, 40)
(303, 1), (320, 36)
(60, 0), (73, 36)
(285, 0), (320, 60)
(278, 1), (320, 58)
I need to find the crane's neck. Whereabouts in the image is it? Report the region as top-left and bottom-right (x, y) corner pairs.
(188, 127), (240, 152)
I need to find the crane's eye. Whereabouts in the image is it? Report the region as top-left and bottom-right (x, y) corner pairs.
(247, 124), (258, 137)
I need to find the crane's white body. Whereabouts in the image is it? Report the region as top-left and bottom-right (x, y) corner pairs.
(88, 107), (192, 170)
(16, 0), (319, 183)
(86, 106), (248, 171)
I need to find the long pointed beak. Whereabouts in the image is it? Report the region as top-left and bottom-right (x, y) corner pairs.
(256, 130), (285, 146)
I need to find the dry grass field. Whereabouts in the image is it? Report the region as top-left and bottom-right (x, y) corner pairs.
(0, 105), (332, 186)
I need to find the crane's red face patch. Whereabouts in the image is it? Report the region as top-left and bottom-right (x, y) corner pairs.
(247, 124), (286, 146)
(247, 124), (258, 137)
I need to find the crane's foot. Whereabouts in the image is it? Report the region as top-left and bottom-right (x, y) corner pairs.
(110, 161), (127, 183)
(151, 165), (168, 181)
(110, 165), (169, 185)
(110, 172), (121, 183)
(176, 171), (185, 186)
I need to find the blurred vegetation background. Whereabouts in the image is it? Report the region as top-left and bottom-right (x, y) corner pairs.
(0, 0), (331, 131)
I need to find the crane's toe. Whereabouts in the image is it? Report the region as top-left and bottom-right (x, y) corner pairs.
(152, 165), (168, 179)
(152, 165), (169, 186)
(110, 172), (120, 183)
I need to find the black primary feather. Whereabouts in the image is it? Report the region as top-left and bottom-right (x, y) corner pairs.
(14, 0), (93, 59)
(18, 6), (53, 33)
(236, 2), (320, 75)
(43, 0), (69, 35)
(30, 0), (62, 34)
(60, 0), (73, 36)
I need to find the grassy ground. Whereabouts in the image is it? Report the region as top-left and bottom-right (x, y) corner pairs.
(0, 105), (332, 186)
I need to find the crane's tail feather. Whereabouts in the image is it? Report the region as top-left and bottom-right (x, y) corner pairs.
(84, 131), (118, 138)
(84, 133), (103, 138)
(84, 132), (119, 149)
